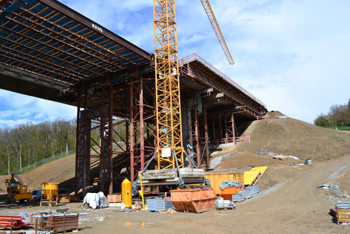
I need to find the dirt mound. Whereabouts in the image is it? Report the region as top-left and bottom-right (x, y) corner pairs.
(236, 117), (350, 162)
(209, 113), (350, 191)
(264, 110), (285, 119)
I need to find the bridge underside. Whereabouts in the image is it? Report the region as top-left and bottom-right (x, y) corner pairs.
(0, 0), (267, 195)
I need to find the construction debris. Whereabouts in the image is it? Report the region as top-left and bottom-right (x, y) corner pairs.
(215, 198), (235, 210)
(256, 150), (267, 155)
(158, 209), (177, 214)
(316, 184), (350, 198)
(231, 185), (260, 202)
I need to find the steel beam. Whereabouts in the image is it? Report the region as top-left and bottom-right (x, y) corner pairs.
(37, 0), (151, 62)
(204, 108), (210, 169)
(194, 107), (201, 168)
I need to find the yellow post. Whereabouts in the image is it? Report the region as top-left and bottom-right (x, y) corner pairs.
(138, 173), (145, 210)
(122, 179), (132, 208)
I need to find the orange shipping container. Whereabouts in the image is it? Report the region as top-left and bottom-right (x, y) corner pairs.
(220, 186), (245, 201)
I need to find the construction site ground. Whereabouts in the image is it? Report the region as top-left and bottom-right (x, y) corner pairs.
(1, 112), (350, 233)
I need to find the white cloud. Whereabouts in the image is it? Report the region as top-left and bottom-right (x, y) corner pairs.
(0, 90), (76, 128)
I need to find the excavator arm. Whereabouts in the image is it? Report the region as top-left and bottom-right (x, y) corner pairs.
(200, 0), (234, 65)
(11, 172), (25, 186)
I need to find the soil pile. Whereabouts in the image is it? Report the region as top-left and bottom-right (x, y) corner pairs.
(209, 111), (350, 190)
(237, 112), (350, 162)
(264, 110), (285, 119)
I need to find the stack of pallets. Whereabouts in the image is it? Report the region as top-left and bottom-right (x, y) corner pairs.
(336, 203), (350, 224)
(45, 214), (79, 233)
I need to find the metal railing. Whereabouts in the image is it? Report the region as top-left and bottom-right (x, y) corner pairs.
(179, 53), (267, 109)
(235, 136), (251, 143)
(15, 149), (75, 174)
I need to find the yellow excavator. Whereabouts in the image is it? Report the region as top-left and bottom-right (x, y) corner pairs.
(5, 172), (32, 203)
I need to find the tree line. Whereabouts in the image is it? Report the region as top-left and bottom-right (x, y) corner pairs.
(0, 119), (78, 175)
(0, 118), (129, 175)
(314, 99), (350, 126)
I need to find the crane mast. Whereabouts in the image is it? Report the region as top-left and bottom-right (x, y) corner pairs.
(153, 0), (184, 169)
(200, 0), (234, 65)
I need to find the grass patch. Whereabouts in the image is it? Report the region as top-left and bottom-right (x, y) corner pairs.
(66, 168), (75, 174)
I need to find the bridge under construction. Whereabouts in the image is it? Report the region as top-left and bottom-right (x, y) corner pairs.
(0, 0), (267, 195)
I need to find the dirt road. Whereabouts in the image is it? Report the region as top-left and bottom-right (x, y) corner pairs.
(1, 155), (349, 233)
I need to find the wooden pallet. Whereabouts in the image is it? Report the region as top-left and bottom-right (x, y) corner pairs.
(337, 208), (350, 224)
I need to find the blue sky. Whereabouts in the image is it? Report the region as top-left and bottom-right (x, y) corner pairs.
(1, 0), (350, 127)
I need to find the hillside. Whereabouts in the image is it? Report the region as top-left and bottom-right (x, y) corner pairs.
(2, 111), (350, 194)
(0, 154), (77, 192)
(238, 114), (350, 161)
(211, 112), (350, 169)
(209, 111), (350, 190)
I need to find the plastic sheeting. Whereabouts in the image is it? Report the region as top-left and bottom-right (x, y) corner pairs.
(231, 185), (260, 202)
(220, 180), (243, 190)
(337, 203), (350, 209)
(83, 192), (108, 209)
(247, 185), (260, 195)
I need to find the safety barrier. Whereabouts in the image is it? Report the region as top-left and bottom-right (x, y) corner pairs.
(15, 150), (75, 174)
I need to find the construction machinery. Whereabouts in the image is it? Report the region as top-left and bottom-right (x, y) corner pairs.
(133, 0), (233, 192)
(5, 172), (32, 203)
(40, 183), (58, 206)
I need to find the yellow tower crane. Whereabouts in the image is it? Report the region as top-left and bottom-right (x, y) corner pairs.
(133, 0), (232, 193)
(153, 0), (233, 169)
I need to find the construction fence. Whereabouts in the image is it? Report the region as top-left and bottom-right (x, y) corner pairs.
(323, 126), (350, 131)
(15, 150), (75, 174)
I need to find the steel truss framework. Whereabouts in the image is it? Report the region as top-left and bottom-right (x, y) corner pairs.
(154, 0), (184, 169)
(0, 0), (150, 85)
(184, 103), (236, 169)
(74, 77), (158, 195)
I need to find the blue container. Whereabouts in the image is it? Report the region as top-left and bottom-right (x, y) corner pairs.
(32, 190), (42, 196)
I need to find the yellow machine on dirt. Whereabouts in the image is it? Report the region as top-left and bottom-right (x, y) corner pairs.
(5, 172), (32, 203)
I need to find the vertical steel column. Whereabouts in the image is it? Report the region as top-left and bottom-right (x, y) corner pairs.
(231, 113), (236, 143)
(219, 114), (223, 144)
(83, 90), (88, 196)
(225, 113), (228, 143)
(194, 107), (201, 167)
(129, 84), (135, 183)
(212, 114), (216, 145)
(74, 94), (81, 195)
(100, 87), (106, 193)
(109, 84), (114, 194)
(204, 108), (210, 169)
(140, 77), (145, 171)
(186, 104), (191, 167)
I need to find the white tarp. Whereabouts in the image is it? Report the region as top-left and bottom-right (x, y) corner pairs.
(83, 192), (108, 209)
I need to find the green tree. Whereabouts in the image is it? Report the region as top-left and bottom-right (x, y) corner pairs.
(314, 113), (331, 126)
